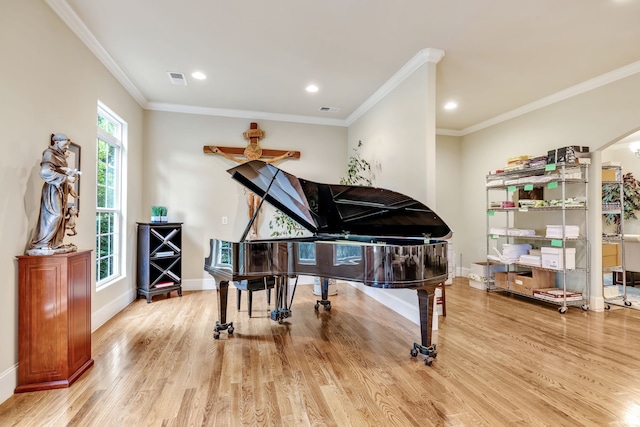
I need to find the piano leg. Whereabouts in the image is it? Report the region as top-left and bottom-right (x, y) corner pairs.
(314, 277), (332, 311)
(270, 275), (293, 323)
(214, 280), (234, 339)
(411, 284), (440, 366)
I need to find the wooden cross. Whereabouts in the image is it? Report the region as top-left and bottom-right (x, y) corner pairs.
(203, 122), (301, 239)
(203, 122), (301, 163)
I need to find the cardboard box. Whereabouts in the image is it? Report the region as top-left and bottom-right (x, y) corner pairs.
(495, 271), (509, 290)
(469, 279), (486, 290)
(602, 243), (621, 268)
(602, 168), (617, 182)
(533, 287), (583, 302)
(510, 270), (556, 295)
(541, 247), (576, 270)
(547, 146), (589, 164)
(468, 261), (507, 289)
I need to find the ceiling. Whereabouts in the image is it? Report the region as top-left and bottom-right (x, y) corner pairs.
(50, 0), (640, 134)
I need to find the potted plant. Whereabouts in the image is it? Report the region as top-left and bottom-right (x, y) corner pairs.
(602, 172), (640, 234)
(340, 140), (375, 186)
(151, 205), (168, 223)
(269, 211), (305, 237)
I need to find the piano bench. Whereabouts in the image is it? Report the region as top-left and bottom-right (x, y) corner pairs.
(236, 277), (275, 317)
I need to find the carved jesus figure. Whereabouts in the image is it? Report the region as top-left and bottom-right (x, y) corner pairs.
(204, 123), (300, 239)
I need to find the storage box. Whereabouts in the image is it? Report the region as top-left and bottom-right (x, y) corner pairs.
(602, 243), (621, 268)
(547, 146), (589, 164)
(468, 262), (507, 289)
(510, 270), (556, 295)
(602, 168), (617, 182)
(495, 271), (509, 290)
(541, 247), (576, 270)
(557, 146), (589, 163)
(533, 287), (583, 302)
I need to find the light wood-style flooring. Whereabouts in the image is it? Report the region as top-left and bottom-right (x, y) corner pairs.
(2, 278), (640, 426)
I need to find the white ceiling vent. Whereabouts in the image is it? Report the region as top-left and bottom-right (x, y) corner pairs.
(319, 106), (340, 113)
(168, 72), (187, 85)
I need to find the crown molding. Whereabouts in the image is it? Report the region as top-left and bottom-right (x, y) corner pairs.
(44, 3), (640, 137)
(436, 128), (464, 137)
(460, 59), (640, 136)
(345, 48), (445, 126)
(146, 103), (348, 126)
(45, 0), (148, 108)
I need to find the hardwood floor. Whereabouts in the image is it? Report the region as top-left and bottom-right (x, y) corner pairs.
(2, 278), (640, 426)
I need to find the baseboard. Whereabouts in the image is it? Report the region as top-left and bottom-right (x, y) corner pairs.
(0, 363), (17, 406)
(345, 282), (420, 325)
(92, 287), (137, 332)
(182, 278), (216, 291)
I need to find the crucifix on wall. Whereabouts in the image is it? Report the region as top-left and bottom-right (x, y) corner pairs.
(203, 122), (301, 239)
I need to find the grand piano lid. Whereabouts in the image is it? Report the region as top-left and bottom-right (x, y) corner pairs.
(227, 160), (452, 239)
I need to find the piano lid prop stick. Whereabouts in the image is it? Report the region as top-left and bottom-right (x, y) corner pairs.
(239, 169), (281, 241)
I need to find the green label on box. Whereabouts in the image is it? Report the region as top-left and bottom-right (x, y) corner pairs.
(524, 184), (534, 191)
(518, 207), (528, 212)
(548, 181), (558, 189)
(507, 186), (516, 193)
(551, 239), (563, 247)
(546, 163), (557, 171)
(491, 234), (498, 239)
(488, 210), (495, 216)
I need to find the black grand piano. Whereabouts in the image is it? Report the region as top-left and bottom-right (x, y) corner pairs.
(204, 160), (452, 365)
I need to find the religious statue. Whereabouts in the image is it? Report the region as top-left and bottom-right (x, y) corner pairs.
(204, 123), (300, 239)
(26, 133), (81, 255)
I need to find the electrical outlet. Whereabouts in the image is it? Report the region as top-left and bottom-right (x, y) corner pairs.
(222, 216), (228, 225)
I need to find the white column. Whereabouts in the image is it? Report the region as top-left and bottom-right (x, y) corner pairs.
(422, 48), (445, 209)
(589, 150), (605, 311)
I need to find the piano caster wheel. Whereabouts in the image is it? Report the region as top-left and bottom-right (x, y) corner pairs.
(605, 304), (611, 311)
(625, 300), (632, 306)
(228, 326), (234, 334)
(315, 301), (331, 311)
(412, 343), (437, 364)
(213, 331), (220, 340)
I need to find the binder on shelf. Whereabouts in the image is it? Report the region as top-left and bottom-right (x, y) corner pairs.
(154, 281), (175, 288)
(154, 251), (175, 257)
(164, 270), (180, 282)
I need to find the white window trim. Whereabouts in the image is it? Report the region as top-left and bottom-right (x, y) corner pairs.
(96, 101), (128, 290)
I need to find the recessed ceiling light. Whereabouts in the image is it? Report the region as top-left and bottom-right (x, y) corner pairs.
(306, 84), (319, 93)
(444, 101), (458, 110)
(192, 71), (206, 80)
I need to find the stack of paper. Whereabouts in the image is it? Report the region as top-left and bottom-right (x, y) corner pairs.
(519, 254), (541, 266)
(490, 228), (536, 236)
(495, 244), (532, 263)
(545, 225), (580, 239)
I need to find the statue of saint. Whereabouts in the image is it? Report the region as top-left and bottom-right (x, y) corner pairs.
(26, 133), (81, 255)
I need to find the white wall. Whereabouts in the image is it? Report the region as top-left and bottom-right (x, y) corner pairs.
(347, 64), (430, 203)
(0, 1), (144, 402)
(436, 134), (463, 271)
(344, 61), (462, 322)
(143, 111), (348, 287)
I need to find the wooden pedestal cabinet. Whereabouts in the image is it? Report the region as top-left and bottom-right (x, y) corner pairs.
(15, 250), (94, 393)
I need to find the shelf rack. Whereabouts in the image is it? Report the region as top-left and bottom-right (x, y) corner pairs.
(485, 164), (590, 313)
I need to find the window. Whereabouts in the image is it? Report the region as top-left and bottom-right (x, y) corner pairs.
(96, 102), (126, 286)
(297, 242), (316, 265)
